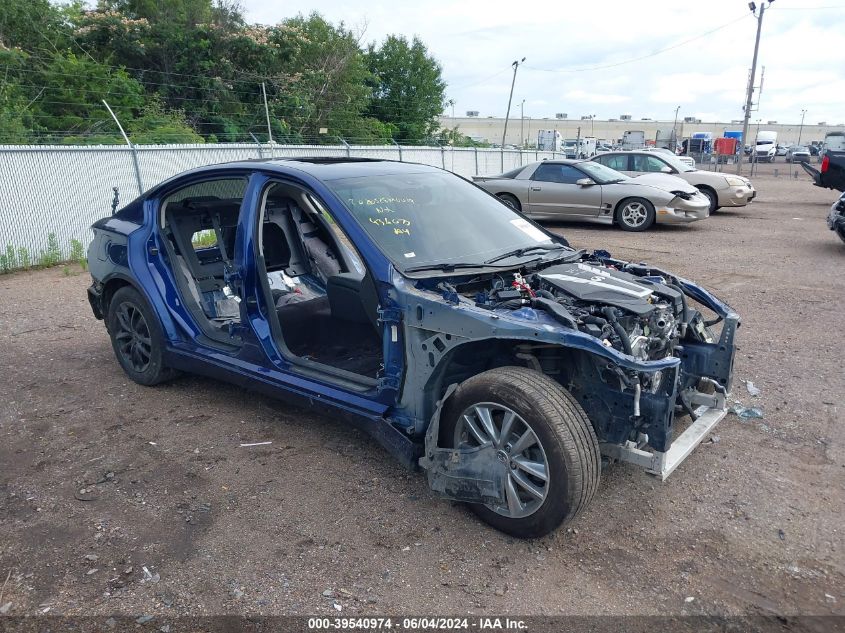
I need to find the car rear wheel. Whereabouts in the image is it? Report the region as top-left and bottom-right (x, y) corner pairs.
(497, 193), (521, 212)
(616, 198), (655, 231)
(697, 187), (718, 214)
(440, 367), (600, 538)
(107, 286), (177, 386)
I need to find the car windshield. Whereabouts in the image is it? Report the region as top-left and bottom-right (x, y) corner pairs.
(656, 152), (696, 172)
(326, 170), (569, 272)
(576, 161), (628, 184)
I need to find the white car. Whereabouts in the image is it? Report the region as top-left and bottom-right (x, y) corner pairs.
(592, 150), (755, 213)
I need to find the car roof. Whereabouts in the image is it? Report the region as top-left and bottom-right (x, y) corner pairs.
(145, 157), (443, 197)
(534, 159), (582, 165)
(263, 157), (442, 180)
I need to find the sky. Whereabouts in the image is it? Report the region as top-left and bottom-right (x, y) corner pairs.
(240, 0), (845, 125)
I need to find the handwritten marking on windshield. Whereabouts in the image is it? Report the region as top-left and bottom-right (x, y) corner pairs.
(347, 196), (416, 207)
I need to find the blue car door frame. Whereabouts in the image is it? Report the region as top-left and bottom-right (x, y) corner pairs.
(235, 171), (404, 411)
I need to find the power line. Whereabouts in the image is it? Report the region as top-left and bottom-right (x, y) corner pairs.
(524, 13), (750, 74)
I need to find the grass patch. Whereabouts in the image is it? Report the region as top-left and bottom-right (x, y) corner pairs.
(1, 235), (89, 274)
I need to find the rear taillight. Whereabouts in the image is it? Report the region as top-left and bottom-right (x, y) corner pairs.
(821, 155), (830, 173)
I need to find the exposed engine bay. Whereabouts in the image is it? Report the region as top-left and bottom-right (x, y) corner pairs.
(427, 253), (738, 471)
(461, 260), (713, 360)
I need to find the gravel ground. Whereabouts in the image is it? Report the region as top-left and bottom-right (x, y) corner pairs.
(0, 174), (842, 624)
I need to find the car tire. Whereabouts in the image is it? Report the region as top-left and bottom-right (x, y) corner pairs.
(107, 286), (177, 386)
(697, 187), (718, 214)
(440, 366), (600, 538)
(497, 193), (521, 212)
(615, 197), (655, 231)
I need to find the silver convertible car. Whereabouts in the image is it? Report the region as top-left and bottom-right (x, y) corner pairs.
(473, 160), (710, 231)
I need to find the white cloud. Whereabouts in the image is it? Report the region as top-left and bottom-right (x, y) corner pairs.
(239, 0), (845, 124)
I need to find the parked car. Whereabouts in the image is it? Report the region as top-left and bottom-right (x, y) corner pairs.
(472, 160), (709, 231)
(775, 143), (789, 157)
(642, 146), (696, 168)
(828, 191), (845, 243)
(86, 158), (738, 538)
(591, 150), (755, 213)
(802, 150), (845, 192)
(754, 131), (778, 163)
(785, 145), (811, 163)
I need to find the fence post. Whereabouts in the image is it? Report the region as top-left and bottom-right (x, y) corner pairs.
(102, 99), (143, 195)
(439, 142), (446, 169)
(391, 138), (403, 161)
(249, 132), (265, 158)
(340, 137), (351, 157)
(474, 146), (479, 175)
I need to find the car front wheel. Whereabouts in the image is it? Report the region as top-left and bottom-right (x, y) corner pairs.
(616, 198), (655, 231)
(697, 187), (718, 214)
(107, 286), (177, 386)
(440, 367), (600, 538)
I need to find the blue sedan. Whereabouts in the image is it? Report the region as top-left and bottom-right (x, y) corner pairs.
(87, 158), (739, 537)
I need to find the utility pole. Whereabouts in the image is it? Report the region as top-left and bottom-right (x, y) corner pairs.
(672, 105), (680, 150)
(520, 99), (525, 148)
(501, 58), (525, 149)
(738, 1), (772, 174)
(797, 108), (807, 145)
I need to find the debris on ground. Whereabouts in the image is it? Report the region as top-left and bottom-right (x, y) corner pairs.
(729, 404), (764, 420)
(745, 380), (762, 397)
(240, 441), (272, 447)
(142, 567), (160, 584)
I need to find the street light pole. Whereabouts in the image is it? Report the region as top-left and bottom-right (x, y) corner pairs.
(501, 57), (525, 149)
(738, 1), (771, 175)
(797, 108), (807, 145)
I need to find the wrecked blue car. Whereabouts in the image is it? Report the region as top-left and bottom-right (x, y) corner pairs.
(87, 158), (739, 538)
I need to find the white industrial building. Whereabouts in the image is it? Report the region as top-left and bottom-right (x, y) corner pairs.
(438, 115), (844, 148)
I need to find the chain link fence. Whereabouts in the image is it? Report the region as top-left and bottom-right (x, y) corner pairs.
(0, 143), (558, 270)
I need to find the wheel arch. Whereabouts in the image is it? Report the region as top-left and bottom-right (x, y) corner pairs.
(495, 191), (522, 211)
(613, 195), (657, 226)
(421, 337), (602, 434)
(101, 274), (139, 318)
(695, 184), (719, 207)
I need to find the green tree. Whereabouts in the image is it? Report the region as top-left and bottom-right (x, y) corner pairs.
(0, 50), (40, 143)
(128, 96), (204, 143)
(0, 0), (67, 51)
(32, 53), (145, 142)
(366, 35), (446, 143)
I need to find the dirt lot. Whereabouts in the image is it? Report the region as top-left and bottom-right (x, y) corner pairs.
(0, 173), (843, 624)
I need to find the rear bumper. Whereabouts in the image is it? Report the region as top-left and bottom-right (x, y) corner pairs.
(87, 281), (105, 320)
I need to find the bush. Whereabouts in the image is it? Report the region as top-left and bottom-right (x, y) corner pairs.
(38, 233), (62, 267)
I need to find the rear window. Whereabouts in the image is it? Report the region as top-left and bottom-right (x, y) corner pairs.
(498, 167), (524, 179)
